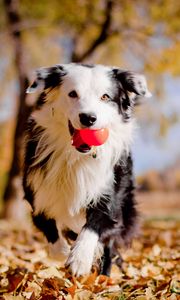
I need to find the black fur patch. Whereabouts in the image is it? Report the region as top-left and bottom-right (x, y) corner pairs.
(33, 213), (59, 243)
(115, 71), (138, 94)
(44, 67), (63, 89)
(85, 197), (117, 237)
(36, 92), (47, 109)
(22, 180), (35, 207)
(24, 120), (44, 166)
(30, 81), (38, 89)
(113, 154), (138, 241)
(37, 65), (67, 91)
(24, 118), (53, 170)
(113, 153), (134, 194)
(23, 119), (53, 208)
(100, 246), (112, 276)
(110, 70), (137, 121)
(62, 229), (78, 241)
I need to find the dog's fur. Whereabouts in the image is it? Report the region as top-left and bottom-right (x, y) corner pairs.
(23, 63), (151, 276)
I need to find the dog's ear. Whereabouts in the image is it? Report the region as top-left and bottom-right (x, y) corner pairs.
(112, 69), (151, 121)
(113, 69), (152, 100)
(26, 65), (66, 94)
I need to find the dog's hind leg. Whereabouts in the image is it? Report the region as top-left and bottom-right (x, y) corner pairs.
(100, 245), (112, 276)
(100, 240), (123, 276)
(120, 194), (139, 246)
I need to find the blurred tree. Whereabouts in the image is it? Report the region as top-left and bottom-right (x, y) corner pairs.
(1, 0), (117, 218)
(2, 0), (31, 218)
(0, 0), (180, 218)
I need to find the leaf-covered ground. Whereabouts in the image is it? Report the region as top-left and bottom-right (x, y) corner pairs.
(0, 219), (179, 300)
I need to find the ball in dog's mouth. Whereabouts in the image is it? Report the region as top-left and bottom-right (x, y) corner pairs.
(68, 121), (109, 153)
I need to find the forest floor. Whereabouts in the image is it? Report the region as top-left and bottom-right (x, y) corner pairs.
(0, 192), (179, 300)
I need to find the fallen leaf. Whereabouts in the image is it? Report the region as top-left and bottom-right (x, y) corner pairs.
(65, 284), (77, 298)
(37, 266), (63, 279)
(152, 244), (161, 256)
(3, 295), (25, 300)
(5, 268), (25, 293)
(170, 279), (180, 294)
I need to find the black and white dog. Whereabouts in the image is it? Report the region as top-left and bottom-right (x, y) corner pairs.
(23, 63), (151, 276)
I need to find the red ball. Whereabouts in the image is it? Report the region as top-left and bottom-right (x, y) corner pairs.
(72, 128), (109, 148)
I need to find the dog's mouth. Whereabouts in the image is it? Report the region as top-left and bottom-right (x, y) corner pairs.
(75, 144), (91, 153)
(68, 121), (92, 153)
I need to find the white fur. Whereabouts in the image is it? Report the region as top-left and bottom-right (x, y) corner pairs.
(65, 228), (99, 276)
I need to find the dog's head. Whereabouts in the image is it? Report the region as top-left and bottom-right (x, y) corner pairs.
(27, 63), (151, 153)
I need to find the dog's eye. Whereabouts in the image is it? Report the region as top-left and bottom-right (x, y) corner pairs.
(101, 94), (110, 101)
(68, 90), (78, 98)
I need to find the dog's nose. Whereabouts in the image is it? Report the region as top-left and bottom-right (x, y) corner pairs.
(79, 113), (97, 127)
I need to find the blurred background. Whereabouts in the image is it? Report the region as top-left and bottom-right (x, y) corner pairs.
(0, 0), (179, 219)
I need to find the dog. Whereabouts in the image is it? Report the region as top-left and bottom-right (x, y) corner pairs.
(23, 63), (151, 276)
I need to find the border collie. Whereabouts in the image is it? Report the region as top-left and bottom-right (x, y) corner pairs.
(23, 63), (151, 276)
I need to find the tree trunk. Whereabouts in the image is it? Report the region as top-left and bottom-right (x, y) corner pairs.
(2, 0), (32, 218)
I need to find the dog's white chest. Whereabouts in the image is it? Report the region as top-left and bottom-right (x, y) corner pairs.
(33, 149), (114, 229)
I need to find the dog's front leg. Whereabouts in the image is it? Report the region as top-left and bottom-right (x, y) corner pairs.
(66, 198), (115, 276)
(65, 227), (99, 276)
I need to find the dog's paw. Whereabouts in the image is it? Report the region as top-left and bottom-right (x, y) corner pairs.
(65, 229), (99, 276)
(65, 249), (93, 276)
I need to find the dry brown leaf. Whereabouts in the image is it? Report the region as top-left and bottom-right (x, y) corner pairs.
(65, 284), (77, 298)
(170, 279), (180, 294)
(2, 268), (25, 293)
(24, 280), (41, 296)
(73, 290), (93, 300)
(80, 269), (97, 286)
(37, 266), (63, 279)
(97, 275), (113, 285)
